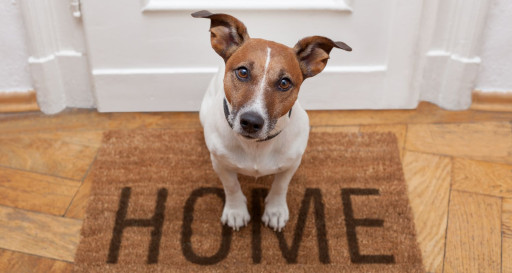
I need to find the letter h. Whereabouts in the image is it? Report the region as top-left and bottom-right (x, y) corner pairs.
(107, 187), (168, 264)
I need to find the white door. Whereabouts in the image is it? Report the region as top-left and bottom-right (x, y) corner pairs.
(81, 0), (425, 112)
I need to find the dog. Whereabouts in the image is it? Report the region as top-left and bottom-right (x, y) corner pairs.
(193, 10), (351, 231)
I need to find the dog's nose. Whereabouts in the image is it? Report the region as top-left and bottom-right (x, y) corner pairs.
(240, 112), (264, 134)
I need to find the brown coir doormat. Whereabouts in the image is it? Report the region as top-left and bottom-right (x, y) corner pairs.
(73, 129), (424, 273)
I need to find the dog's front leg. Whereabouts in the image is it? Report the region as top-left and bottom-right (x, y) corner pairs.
(211, 157), (250, 231)
(263, 160), (301, 232)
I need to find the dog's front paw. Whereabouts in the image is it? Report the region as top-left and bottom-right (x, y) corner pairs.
(221, 204), (250, 231)
(262, 200), (289, 232)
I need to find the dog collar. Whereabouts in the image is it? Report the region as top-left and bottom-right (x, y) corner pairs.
(223, 98), (291, 142)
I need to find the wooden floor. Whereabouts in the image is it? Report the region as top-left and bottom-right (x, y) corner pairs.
(0, 102), (511, 273)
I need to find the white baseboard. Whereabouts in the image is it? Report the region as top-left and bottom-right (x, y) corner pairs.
(420, 51), (481, 110)
(29, 52), (94, 114)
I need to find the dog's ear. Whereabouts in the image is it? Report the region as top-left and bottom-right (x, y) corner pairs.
(192, 10), (250, 61)
(294, 36), (351, 79)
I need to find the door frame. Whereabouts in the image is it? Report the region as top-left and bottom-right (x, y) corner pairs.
(18, 0), (94, 114)
(414, 0), (492, 110)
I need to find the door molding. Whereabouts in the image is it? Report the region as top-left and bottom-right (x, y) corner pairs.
(415, 0), (492, 110)
(142, 0), (353, 12)
(18, 0), (94, 114)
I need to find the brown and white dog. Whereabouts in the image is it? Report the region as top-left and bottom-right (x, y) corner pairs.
(193, 10), (351, 231)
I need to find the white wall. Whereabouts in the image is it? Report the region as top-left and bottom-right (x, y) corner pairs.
(0, 0), (32, 93)
(475, 0), (512, 93)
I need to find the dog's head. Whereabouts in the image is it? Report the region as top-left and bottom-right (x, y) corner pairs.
(193, 10), (351, 141)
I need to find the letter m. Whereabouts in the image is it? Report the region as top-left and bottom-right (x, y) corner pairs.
(251, 188), (330, 264)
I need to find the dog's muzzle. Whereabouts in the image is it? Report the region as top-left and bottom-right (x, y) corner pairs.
(223, 98), (290, 142)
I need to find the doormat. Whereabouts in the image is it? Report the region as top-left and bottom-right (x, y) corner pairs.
(73, 129), (424, 273)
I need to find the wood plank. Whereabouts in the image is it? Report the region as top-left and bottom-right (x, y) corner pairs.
(0, 167), (80, 215)
(504, 198), (512, 273)
(0, 249), (72, 273)
(443, 191), (501, 273)
(453, 158), (512, 197)
(0, 91), (39, 113)
(0, 131), (102, 180)
(402, 151), (451, 273)
(361, 125), (407, 159)
(0, 206), (82, 262)
(65, 172), (93, 219)
(0, 109), (201, 135)
(308, 102), (512, 126)
(406, 122), (512, 164)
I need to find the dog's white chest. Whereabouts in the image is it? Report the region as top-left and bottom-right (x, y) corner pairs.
(234, 158), (283, 177)
(214, 144), (297, 177)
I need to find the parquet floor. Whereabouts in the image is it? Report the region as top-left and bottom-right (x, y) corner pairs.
(0, 102), (511, 273)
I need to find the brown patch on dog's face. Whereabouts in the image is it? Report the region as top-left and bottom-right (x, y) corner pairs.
(224, 39), (304, 137)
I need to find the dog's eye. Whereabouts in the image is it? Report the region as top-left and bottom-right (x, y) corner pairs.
(235, 67), (249, 80)
(278, 78), (292, 91)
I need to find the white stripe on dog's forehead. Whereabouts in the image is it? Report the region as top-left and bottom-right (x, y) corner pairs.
(250, 47), (271, 116)
(258, 47), (271, 94)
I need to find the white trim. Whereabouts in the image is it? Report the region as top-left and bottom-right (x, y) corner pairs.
(142, 0), (352, 12)
(323, 65), (387, 73)
(383, 0), (425, 109)
(28, 51), (83, 63)
(426, 50), (481, 64)
(92, 67), (218, 75)
(92, 65), (386, 76)
(18, 0), (94, 114)
(415, 0), (492, 110)
(450, 55), (481, 64)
